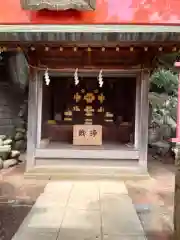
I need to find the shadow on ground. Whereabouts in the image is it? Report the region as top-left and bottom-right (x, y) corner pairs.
(0, 182), (34, 240)
(0, 172), (46, 240)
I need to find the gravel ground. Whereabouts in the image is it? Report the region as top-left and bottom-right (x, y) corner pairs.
(126, 160), (175, 240)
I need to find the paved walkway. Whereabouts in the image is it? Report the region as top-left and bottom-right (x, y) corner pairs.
(11, 181), (146, 240)
(0, 159), (174, 240)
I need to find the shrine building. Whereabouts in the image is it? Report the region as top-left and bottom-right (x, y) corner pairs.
(1, 0), (180, 175)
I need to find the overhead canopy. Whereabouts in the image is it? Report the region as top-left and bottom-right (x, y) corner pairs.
(20, 0), (96, 10)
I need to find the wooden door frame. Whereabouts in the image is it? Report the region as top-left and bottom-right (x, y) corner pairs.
(26, 68), (149, 170)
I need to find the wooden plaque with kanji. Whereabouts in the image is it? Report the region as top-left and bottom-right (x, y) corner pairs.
(73, 125), (102, 145)
(21, 0), (96, 10)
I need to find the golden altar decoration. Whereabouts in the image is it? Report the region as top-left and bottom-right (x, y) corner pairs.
(84, 119), (93, 125)
(98, 93), (105, 104)
(73, 105), (80, 112)
(64, 110), (72, 116)
(47, 120), (56, 125)
(94, 89), (99, 94)
(64, 117), (72, 121)
(74, 92), (81, 103)
(105, 112), (114, 122)
(105, 112), (113, 118)
(64, 109), (72, 121)
(84, 93), (95, 104)
(84, 106), (94, 117)
(97, 107), (104, 112)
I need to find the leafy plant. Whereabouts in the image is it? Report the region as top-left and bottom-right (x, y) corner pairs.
(150, 68), (178, 96)
(149, 60), (178, 147)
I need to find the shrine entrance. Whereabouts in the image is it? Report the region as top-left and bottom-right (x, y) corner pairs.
(4, 30), (180, 172)
(22, 41), (149, 169)
(40, 75), (136, 151)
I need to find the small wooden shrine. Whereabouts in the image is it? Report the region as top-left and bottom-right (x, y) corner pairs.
(1, 0), (180, 235)
(0, 30), (178, 172)
(0, 32), (174, 172)
(0, 30), (180, 172)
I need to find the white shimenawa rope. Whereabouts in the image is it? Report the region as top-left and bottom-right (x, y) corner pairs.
(44, 68), (50, 86)
(74, 68), (79, 86)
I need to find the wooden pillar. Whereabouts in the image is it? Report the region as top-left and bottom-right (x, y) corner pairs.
(139, 70), (150, 171)
(134, 74), (141, 149)
(36, 73), (43, 148)
(26, 71), (39, 170)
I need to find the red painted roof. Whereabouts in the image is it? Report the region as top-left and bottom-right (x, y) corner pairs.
(1, 0), (180, 24)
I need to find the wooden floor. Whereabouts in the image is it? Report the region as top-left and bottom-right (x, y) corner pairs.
(46, 142), (136, 150)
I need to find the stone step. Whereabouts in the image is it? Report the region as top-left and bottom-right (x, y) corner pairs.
(25, 159), (149, 180)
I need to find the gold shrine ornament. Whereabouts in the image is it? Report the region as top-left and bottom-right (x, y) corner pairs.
(84, 105), (94, 117)
(84, 106), (94, 113)
(105, 112), (114, 118)
(85, 112), (93, 117)
(105, 119), (113, 122)
(64, 110), (72, 116)
(64, 117), (72, 121)
(73, 106), (80, 112)
(84, 93), (95, 104)
(94, 89), (99, 94)
(84, 119), (92, 125)
(98, 93), (105, 104)
(74, 93), (81, 103)
(97, 107), (104, 113)
(47, 120), (56, 125)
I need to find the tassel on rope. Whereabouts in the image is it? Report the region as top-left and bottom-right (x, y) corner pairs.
(74, 68), (79, 86)
(44, 68), (50, 86)
(98, 70), (103, 88)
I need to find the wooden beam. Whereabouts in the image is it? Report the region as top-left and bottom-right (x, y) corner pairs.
(26, 71), (38, 170)
(37, 68), (142, 77)
(38, 63), (142, 70)
(139, 70), (150, 171)
(1, 41), (180, 48)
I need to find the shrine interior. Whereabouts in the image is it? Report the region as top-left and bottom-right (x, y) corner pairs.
(41, 76), (136, 148)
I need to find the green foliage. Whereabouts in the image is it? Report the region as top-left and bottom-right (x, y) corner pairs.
(156, 53), (179, 71)
(149, 55), (178, 140)
(150, 69), (178, 96)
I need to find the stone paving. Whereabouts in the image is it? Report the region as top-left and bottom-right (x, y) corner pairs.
(11, 181), (146, 240)
(0, 159), (175, 240)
